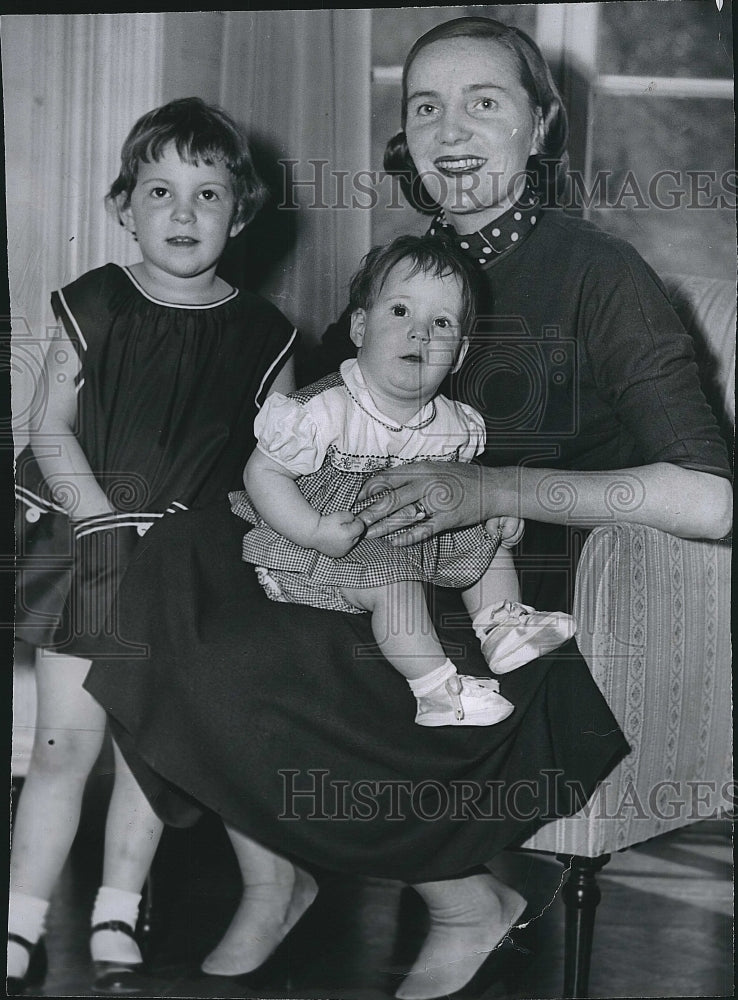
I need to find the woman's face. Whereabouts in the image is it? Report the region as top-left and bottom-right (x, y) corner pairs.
(405, 37), (543, 233)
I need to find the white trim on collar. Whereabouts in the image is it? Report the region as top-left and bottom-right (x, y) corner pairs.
(120, 265), (239, 309)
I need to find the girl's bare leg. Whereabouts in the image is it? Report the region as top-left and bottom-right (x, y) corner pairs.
(89, 743), (165, 964)
(396, 873), (527, 999)
(11, 650), (106, 893)
(103, 743), (163, 891)
(201, 826), (318, 976)
(9, 650), (107, 976)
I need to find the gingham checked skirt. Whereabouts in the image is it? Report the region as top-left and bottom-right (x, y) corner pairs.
(229, 456), (499, 614)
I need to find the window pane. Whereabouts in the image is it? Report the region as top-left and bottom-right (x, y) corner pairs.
(598, 0), (734, 78)
(588, 95), (736, 280)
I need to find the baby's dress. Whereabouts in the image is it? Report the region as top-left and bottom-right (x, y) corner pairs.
(230, 358), (499, 614)
(15, 263), (296, 655)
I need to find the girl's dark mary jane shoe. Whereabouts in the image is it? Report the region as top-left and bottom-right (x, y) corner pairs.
(92, 962), (150, 996)
(90, 919), (147, 996)
(6, 934), (48, 996)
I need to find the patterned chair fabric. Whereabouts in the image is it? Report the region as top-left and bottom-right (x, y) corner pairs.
(521, 273), (734, 858)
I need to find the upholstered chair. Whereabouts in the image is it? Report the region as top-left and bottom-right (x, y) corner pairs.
(519, 274), (734, 998)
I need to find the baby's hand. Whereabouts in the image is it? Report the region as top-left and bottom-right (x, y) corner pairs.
(314, 511), (365, 558)
(485, 515), (525, 548)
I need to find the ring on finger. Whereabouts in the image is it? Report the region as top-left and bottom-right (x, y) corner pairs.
(412, 500), (429, 521)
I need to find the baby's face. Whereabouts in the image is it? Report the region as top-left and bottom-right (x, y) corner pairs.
(350, 261), (467, 409)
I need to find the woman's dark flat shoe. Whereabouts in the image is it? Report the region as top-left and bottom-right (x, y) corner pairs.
(6, 934), (48, 996)
(393, 901), (531, 1000)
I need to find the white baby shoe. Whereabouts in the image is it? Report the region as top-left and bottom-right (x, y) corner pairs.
(479, 600), (576, 674)
(415, 674), (515, 727)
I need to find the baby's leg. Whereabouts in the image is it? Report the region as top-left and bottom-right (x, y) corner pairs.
(340, 582), (513, 727)
(462, 545), (520, 623)
(462, 546), (575, 676)
(341, 580), (446, 680)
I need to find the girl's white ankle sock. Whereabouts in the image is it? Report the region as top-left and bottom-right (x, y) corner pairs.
(7, 892), (49, 979)
(90, 886), (143, 964)
(407, 659), (457, 698)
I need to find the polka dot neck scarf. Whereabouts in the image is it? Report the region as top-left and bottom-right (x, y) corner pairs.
(427, 183), (541, 269)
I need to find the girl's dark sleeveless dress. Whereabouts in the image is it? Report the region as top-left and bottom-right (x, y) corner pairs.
(84, 196), (728, 883)
(15, 264), (296, 657)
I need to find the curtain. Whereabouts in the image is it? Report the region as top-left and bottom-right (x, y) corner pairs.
(217, 9), (372, 343)
(3, 13), (164, 453)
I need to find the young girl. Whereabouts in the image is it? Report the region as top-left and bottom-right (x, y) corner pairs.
(233, 236), (574, 727)
(10, 97), (297, 994)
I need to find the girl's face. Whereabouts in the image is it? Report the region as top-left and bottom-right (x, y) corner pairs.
(120, 143), (244, 287)
(350, 261), (468, 417)
(405, 37), (543, 233)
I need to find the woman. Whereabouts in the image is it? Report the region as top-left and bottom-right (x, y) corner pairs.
(82, 16), (731, 1000)
(348, 19), (731, 555)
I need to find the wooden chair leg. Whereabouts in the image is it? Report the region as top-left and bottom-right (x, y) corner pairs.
(556, 853), (610, 999)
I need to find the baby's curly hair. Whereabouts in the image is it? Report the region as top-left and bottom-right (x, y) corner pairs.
(108, 97), (268, 226)
(349, 235), (481, 338)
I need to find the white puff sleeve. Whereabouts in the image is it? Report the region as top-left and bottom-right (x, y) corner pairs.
(455, 402), (487, 462)
(253, 393), (327, 476)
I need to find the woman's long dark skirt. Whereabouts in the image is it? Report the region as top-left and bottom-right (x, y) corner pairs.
(84, 500), (628, 883)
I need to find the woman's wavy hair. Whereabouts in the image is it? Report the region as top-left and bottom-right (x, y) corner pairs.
(384, 16), (569, 214)
(107, 97), (268, 227)
(349, 234), (482, 338)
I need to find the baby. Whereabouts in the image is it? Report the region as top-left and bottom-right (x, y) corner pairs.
(231, 235), (575, 727)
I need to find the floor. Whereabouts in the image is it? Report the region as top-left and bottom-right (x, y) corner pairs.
(15, 774), (733, 1000)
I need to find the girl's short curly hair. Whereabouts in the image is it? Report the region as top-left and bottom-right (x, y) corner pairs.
(349, 234), (482, 338)
(384, 16), (569, 214)
(107, 97), (268, 226)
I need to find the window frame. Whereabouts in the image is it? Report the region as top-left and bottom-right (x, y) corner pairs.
(534, 3), (734, 219)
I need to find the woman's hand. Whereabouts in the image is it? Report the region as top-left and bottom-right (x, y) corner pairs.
(356, 462), (494, 547)
(313, 511), (365, 557)
(355, 460), (733, 547)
